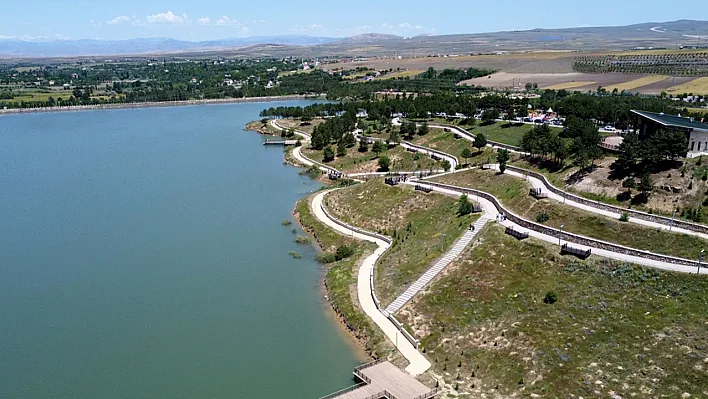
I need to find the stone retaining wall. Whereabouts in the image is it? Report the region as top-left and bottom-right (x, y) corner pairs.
(506, 165), (708, 235)
(422, 181), (700, 268)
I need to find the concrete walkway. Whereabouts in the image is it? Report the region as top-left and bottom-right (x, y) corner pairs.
(386, 216), (491, 314)
(492, 164), (708, 240)
(407, 181), (702, 274)
(311, 191), (432, 376)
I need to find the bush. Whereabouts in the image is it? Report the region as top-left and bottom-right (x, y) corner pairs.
(543, 291), (558, 304)
(441, 159), (451, 172)
(335, 245), (355, 260)
(458, 194), (474, 215)
(295, 235), (311, 244)
(288, 250), (302, 259)
(378, 155), (391, 172)
(619, 212), (630, 222)
(316, 252), (337, 264)
(536, 212), (550, 223)
(281, 219), (292, 226)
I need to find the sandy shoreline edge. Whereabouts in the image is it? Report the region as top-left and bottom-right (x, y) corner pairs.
(0, 94), (324, 116)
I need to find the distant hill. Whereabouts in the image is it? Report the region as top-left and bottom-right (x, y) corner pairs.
(2, 20), (708, 59)
(0, 36), (341, 58)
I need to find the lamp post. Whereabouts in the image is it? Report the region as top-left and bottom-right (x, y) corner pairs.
(699, 249), (705, 275)
(559, 224), (564, 246)
(564, 184), (568, 204)
(670, 209), (677, 231)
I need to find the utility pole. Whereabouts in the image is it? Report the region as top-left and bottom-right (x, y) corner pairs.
(699, 249), (704, 275)
(670, 209), (677, 231)
(559, 224), (564, 246)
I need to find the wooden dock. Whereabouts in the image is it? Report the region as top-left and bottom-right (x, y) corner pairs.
(320, 360), (438, 399)
(263, 139), (298, 146)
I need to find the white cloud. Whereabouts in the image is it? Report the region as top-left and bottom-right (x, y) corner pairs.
(215, 15), (243, 26)
(289, 24), (326, 33)
(240, 27), (251, 33)
(107, 16), (130, 25)
(198, 17), (211, 25)
(146, 11), (190, 25)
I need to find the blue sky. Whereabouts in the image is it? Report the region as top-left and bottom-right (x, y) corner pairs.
(0, 0), (703, 41)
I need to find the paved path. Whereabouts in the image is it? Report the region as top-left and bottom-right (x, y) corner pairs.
(407, 181), (702, 274)
(485, 164), (708, 240)
(311, 191), (432, 376)
(386, 216), (491, 314)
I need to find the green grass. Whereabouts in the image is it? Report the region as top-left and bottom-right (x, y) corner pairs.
(431, 168), (708, 259)
(407, 225), (708, 397)
(325, 180), (477, 305)
(295, 196), (393, 358)
(411, 128), (498, 164)
(468, 122), (535, 147)
(303, 145), (442, 173)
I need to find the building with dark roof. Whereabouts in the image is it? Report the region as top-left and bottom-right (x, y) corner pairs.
(631, 110), (708, 158)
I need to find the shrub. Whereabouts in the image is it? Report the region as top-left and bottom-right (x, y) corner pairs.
(458, 194), (473, 215)
(335, 245), (355, 260)
(288, 251), (302, 259)
(281, 219), (292, 226)
(378, 155), (391, 172)
(536, 212), (550, 223)
(316, 252), (337, 264)
(543, 291), (558, 304)
(619, 212), (630, 222)
(295, 235), (311, 244)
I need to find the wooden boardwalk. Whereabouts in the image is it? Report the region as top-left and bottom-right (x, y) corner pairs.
(320, 360), (437, 399)
(262, 139), (298, 145)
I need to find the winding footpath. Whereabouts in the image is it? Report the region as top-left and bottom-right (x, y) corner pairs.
(272, 116), (708, 380)
(311, 191), (432, 376)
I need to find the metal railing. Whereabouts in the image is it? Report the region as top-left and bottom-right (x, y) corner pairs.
(412, 387), (441, 399)
(317, 382), (368, 399)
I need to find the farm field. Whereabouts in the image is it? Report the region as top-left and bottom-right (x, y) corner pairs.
(666, 77), (708, 95)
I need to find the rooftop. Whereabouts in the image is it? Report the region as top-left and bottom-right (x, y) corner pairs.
(631, 110), (708, 132)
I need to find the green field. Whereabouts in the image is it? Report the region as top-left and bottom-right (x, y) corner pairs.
(325, 180), (477, 305)
(407, 225), (708, 397)
(431, 168), (708, 259)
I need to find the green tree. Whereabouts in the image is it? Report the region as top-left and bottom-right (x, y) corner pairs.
(441, 159), (451, 172)
(497, 149), (510, 173)
(418, 122), (429, 136)
(461, 147), (473, 164)
(378, 155), (391, 171)
(457, 194), (473, 215)
(342, 132), (357, 148)
(323, 145), (335, 162)
(372, 140), (386, 156)
(473, 133), (487, 154)
(480, 109), (498, 125)
(568, 118), (602, 170)
(388, 129), (401, 145)
(358, 140), (369, 153)
(639, 173), (654, 196)
(337, 139), (347, 157)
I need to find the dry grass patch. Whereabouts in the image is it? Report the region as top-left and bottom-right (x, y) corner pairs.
(606, 75), (670, 92)
(325, 180), (477, 305)
(667, 77), (708, 95)
(404, 225), (708, 398)
(543, 81), (597, 90)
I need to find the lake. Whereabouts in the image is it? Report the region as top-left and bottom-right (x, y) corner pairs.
(0, 101), (362, 398)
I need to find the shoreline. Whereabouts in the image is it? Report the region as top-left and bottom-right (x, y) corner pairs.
(0, 94), (324, 116)
(292, 199), (372, 361)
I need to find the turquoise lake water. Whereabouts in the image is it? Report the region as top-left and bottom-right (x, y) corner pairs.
(0, 101), (362, 398)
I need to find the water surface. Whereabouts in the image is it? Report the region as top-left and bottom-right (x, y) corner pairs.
(0, 102), (361, 398)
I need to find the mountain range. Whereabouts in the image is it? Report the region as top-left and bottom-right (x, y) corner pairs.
(2, 20), (708, 59)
